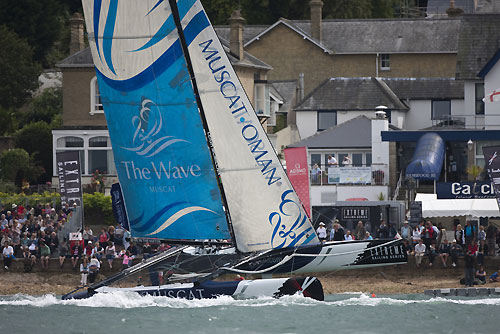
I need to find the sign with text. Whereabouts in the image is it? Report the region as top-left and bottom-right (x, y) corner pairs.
(436, 182), (495, 199)
(483, 145), (500, 210)
(342, 207), (370, 220)
(56, 151), (82, 206)
(327, 167), (371, 184)
(284, 147), (311, 218)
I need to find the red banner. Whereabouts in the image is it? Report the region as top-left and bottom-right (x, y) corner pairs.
(284, 147), (311, 218)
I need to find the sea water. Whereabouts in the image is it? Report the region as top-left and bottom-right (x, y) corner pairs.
(1, 292), (498, 334)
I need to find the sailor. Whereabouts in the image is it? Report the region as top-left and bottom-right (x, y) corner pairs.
(316, 222), (327, 242)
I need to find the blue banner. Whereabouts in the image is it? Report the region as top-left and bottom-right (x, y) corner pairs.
(111, 183), (129, 231)
(436, 182), (495, 199)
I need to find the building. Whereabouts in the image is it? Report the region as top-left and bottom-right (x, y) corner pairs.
(52, 11), (273, 190)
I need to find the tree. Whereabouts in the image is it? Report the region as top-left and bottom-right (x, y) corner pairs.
(19, 87), (63, 127)
(14, 121), (53, 183)
(0, 0), (65, 67)
(0, 148), (43, 188)
(0, 25), (42, 110)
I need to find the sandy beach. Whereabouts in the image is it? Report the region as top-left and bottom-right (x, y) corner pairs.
(1, 264), (500, 296)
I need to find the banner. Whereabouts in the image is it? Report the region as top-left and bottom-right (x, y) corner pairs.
(342, 207), (370, 220)
(111, 183), (130, 231)
(284, 147), (311, 218)
(483, 145), (500, 210)
(56, 151), (83, 206)
(328, 167), (371, 184)
(437, 182), (495, 199)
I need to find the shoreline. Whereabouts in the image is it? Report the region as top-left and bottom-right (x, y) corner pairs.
(1, 267), (500, 296)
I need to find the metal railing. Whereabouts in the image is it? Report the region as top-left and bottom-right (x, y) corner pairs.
(309, 163), (389, 186)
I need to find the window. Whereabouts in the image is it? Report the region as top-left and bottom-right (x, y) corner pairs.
(366, 153), (372, 167)
(89, 136), (116, 175)
(317, 111), (337, 131)
(432, 100), (451, 120)
(54, 133), (115, 176)
(90, 76), (104, 115)
(352, 153), (363, 166)
(254, 82), (270, 117)
(475, 83), (485, 115)
(56, 137), (85, 174)
(380, 54), (390, 70)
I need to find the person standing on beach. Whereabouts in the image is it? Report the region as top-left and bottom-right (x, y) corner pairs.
(464, 249), (476, 287)
(2, 242), (14, 270)
(354, 221), (366, 241)
(80, 256), (89, 286)
(316, 222), (327, 242)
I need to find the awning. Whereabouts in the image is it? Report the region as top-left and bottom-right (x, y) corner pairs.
(415, 193), (500, 218)
(406, 132), (445, 180)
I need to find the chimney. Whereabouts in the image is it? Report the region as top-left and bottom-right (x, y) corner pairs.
(228, 10), (245, 60)
(69, 12), (85, 55)
(446, 0), (464, 17)
(309, 0), (323, 42)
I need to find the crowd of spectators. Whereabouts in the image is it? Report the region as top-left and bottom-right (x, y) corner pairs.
(399, 219), (500, 286)
(1, 202), (75, 270)
(316, 218), (500, 286)
(0, 202), (168, 287)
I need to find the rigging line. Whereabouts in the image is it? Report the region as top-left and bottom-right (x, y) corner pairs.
(222, 239), (401, 274)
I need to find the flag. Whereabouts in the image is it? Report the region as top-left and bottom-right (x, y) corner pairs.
(482, 145), (500, 210)
(284, 147), (312, 218)
(483, 89), (500, 103)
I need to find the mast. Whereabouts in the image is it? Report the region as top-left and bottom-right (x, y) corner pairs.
(169, 0), (236, 245)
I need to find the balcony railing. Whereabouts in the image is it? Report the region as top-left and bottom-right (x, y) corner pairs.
(309, 163), (389, 186)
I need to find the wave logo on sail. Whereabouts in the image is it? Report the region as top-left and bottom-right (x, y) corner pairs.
(122, 98), (189, 157)
(269, 190), (316, 249)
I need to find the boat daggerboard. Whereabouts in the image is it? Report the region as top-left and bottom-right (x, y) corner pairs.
(176, 0), (319, 252)
(81, 0), (230, 240)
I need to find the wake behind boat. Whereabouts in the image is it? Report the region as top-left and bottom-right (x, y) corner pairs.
(67, 0), (406, 300)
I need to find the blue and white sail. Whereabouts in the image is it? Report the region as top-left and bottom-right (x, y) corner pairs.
(178, 0), (319, 252)
(81, 0), (230, 240)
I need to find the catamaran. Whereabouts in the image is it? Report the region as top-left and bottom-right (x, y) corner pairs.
(63, 0), (406, 300)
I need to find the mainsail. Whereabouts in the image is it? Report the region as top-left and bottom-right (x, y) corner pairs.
(82, 0), (318, 252)
(176, 0), (319, 252)
(82, 0), (229, 240)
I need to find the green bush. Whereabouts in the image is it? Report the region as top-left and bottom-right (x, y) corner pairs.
(0, 190), (59, 209)
(83, 192), (114, 226)
(0, 191), (115, 226)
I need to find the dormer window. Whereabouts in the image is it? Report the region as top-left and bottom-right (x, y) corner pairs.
(90, 76), (104, 115)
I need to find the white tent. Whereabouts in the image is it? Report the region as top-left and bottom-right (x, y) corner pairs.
(415, 193), (500, 218)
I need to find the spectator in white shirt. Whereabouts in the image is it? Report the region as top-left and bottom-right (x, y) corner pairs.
(414, 239), (426, 267)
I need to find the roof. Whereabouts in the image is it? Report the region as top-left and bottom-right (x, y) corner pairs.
(295, 77), (408, 111)
(270, 80), (298, 113)
(289, 115), (372, 149)
(57, 48), (94, 68)
(216, 17), (461, 54)
(294, 77), (464, 112)
(455, 14), (500, 79)
(57, 40), (272, 71)
(382, 78), (464, 100)
(478, 47), (500, 77)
